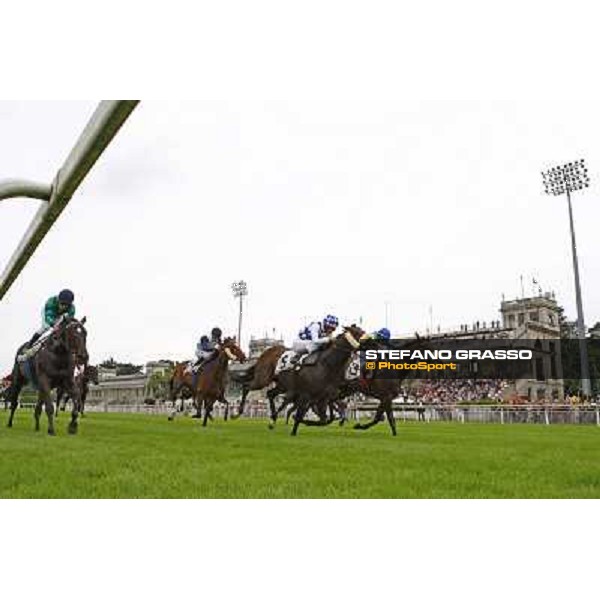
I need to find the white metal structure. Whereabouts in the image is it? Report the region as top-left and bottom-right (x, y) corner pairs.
(0, 100), (139, 300)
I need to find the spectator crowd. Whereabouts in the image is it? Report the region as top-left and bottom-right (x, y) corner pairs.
(401, 379), (509, 404)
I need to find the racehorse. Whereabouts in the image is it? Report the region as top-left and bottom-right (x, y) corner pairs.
(168, 363), (229, 419)
(273, 324), (365, 436)
(6, 317), (89, 435)
(56, 364), (99, 416)
(227, 344), (286, 418)
(341, 335), (431, 436)
(168, 337), (246, 426)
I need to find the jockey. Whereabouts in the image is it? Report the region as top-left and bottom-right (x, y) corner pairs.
(362, 328), (391, 380)
(192, 327), (223, 372)
(365, 327), (391, 342)
(292, 314), (339, 357)
(24, 289), (76, 355)
(42, 289), (76, 330)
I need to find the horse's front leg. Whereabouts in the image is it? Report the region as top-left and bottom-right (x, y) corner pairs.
(383, 398), (397, 436)
(37, 376), (55, 436)
(271, 393), (293, 429)
(81, 385), (88, 417)
(68, 386), (81, 435)
(291, 399), (309, 436)
(301, 399), (332, 426)
(220, 394), (229, 421)
(267, 383), (285, 427)
(202, 397), (214, 427)
(354, 400), (385, 432)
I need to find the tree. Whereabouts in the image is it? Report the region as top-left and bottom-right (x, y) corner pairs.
(99, 358), (143, 375)
(145, 368), (174, 401)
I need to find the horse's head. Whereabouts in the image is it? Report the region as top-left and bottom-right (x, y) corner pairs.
(221, 337), (246, 363)
(334, 324), (365, 351)
(62, 317), (89, 365)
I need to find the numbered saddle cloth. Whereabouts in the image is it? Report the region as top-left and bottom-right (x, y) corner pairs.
(345, 353), (361, 381)
(275, 350), (307, 374)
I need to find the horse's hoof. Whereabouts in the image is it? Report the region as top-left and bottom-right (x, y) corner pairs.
(48, 429), (56, 436)
(7, 422), (12, 429)
(268, 422), (275, 430)
(168, 416), (174, 421)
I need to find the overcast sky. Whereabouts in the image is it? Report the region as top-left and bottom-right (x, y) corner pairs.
(1, 6), (599, 371)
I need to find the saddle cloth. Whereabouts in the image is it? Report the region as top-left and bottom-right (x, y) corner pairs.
(275, 350), (307, 374)
(345, 353), (361, 381)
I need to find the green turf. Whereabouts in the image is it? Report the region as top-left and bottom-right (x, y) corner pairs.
(0, 411), (599, 498)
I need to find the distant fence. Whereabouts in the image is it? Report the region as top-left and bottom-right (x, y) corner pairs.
(351, 403), (600, 426)
(74, 401), (600, 426)
(7, 398), (599, 426)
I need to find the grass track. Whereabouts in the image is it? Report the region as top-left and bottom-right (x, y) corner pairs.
(0, 411), (599, 498)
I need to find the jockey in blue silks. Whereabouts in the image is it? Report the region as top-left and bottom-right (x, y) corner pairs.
(292, 314), (339, 358)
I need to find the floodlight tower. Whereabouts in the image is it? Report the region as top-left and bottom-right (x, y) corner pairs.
(542, 159), (591, 396)
(231, 280), (248, 347)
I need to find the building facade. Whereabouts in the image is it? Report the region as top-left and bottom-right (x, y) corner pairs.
(421, 292), (564, 402)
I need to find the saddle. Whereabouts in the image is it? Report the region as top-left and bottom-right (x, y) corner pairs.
(301, 349), (323, 367)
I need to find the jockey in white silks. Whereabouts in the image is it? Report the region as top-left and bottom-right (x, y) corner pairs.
(292, 314), (339, 358)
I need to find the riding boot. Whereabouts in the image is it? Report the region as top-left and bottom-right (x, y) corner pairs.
(28, 332), (41, 347)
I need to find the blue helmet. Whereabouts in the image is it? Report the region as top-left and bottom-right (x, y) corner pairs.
(323, 314), (339, 330)
(377, 327), (391, 340)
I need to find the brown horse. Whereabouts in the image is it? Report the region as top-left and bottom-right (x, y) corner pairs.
(168, 337), (246, 426)
(228, 344), (286, 418)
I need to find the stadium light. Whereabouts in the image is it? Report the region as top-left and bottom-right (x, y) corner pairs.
(541, 159), (591, 397)
(231, 280), (248, 347)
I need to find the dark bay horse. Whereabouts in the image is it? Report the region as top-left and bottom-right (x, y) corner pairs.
(341, 335), (428, 436)
(274, 324), (365, 436)
(227, 344), (286, 418)
(57, 364), (99, 416)
(168, 337), (246, 426)
(6, 317), (89, 435)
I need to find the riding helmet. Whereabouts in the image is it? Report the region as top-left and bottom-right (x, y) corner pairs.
(377, 327), (391, 340)
(323, 314), (339, 329)
(58, 289), (75, 305)
(211, 327), (223, 339)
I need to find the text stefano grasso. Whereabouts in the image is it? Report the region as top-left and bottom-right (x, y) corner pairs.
(363, 349), (533, 361)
